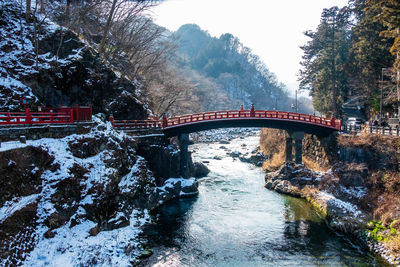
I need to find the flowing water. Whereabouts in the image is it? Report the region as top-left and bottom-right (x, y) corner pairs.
(142, 132), (386, 266)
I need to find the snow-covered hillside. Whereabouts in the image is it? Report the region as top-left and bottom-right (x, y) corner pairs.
(0, 0), (148, 119)
(0, 117), (197, 266)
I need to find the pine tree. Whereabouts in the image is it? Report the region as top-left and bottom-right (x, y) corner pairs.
(366, 0), (400, 115)
(347, 0), (393, 114)
(299, 6), (351, 117)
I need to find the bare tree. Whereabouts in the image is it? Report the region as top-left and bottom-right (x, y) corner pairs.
(25, 0), (31, 21)
(146, 65), (200, 116)
(97, 0), (160, 54)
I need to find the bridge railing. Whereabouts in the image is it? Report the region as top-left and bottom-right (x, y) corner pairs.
(111, 109), (341, 131)
(166, 110), (340, 130)
(0, 105), (92, 126)
(73, 105), (92, 122)
(166, 110), (252, 126)
(253, 111), (341, 128)
(0, 109), (73, 125)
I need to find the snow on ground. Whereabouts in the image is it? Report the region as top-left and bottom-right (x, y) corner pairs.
(0, 117), (195, 265)
(158, 177), (197, 196)
(118, 157), (144, 194)
(0, 0), (88, 110)
(24, 210), (150, 267)
(318, 191), (362, 217)
(0, 194), (39, 224)
(340, 185), (367, 199)
(0, 0), (40, 109)
(0, 118), (151, 265)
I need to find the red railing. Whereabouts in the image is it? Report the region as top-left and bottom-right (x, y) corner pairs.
(110, 109), (341, 131)
(0, 105), (92, 125)
(73, 105), (92, 122)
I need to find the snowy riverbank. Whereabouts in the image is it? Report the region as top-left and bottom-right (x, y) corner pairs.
(0, 117), (198, 266)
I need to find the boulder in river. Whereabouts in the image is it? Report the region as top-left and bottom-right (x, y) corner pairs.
(193, 162), (210, 178)
(228, 151), (241, 158)
(239, 152), (268, 167)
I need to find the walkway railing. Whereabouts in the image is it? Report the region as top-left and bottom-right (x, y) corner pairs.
(344, 124), (400, 136)
(110, 108), (342, 131)
(0, 105), (92, 126)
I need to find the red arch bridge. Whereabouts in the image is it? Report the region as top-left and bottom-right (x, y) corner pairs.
(110, 107), (341, 169)
(110, 108), (341, 137)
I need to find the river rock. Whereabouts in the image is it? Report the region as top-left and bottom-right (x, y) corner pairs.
(228, 151), (241, 158)
(181, 179), (199, 195)
(246, 152), (268, 167)
(193, 162), (210, 178)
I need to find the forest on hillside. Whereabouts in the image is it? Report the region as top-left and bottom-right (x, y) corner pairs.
(172, 24), (296, 113)
(298, 0), (400, 120)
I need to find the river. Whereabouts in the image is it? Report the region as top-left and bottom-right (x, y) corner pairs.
(141, 131), (386, 266)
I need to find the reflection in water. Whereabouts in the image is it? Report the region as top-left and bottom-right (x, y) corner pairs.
(141, 133), (386, 267)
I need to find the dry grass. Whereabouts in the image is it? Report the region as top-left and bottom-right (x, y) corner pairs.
(373, 193), (400, 226)
(259, 128), (285, 155)
(303, 156), (329, 172)
(338, 132), (400, 151)
(260, 128), (285, 171)
(385, 234), (400, 253)
(262, 150), (285, 171)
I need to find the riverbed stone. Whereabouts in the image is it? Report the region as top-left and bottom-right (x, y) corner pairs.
(193, 162), (210, 178)
(181, 180), (199, 195)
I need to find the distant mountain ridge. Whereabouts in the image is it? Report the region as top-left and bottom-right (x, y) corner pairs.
(173, 24), (293, 111)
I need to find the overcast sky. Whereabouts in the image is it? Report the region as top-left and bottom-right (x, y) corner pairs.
(151, 0), (349, 96)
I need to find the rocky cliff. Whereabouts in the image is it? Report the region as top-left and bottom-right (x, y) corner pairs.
(261, 131), (400, 266)
(0, 0), (147, 119)
(0, 118), (198, 266)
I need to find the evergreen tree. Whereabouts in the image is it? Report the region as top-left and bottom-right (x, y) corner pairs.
(299, 6), (351, 116)
(366, 0), (400, 116)
(347, 0), (393, 114)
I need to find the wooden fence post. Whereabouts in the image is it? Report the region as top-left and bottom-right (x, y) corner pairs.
(89, 104), (93, 121)
(25, 108), (31, 124)
(162, 113), (167, 128)
(74, 104), (79, 121)
(250, 104), (255, 117)
(69, 108), (74, 123)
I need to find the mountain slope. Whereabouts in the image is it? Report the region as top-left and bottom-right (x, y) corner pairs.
(0, 0), (147, 119)
(174, 24), (292, 111)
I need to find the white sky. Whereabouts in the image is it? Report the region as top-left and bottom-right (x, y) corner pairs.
(151, 0), (348, 96)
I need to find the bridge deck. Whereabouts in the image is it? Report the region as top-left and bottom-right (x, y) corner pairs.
(111, 109), (341, 137)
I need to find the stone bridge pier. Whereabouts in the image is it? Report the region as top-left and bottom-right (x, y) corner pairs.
(285, 131), (305, 164)
(178, 133), (191, 178)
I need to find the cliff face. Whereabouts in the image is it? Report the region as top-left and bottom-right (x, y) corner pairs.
(0, 0), (148, 119)
(0, 118), (198, 266)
